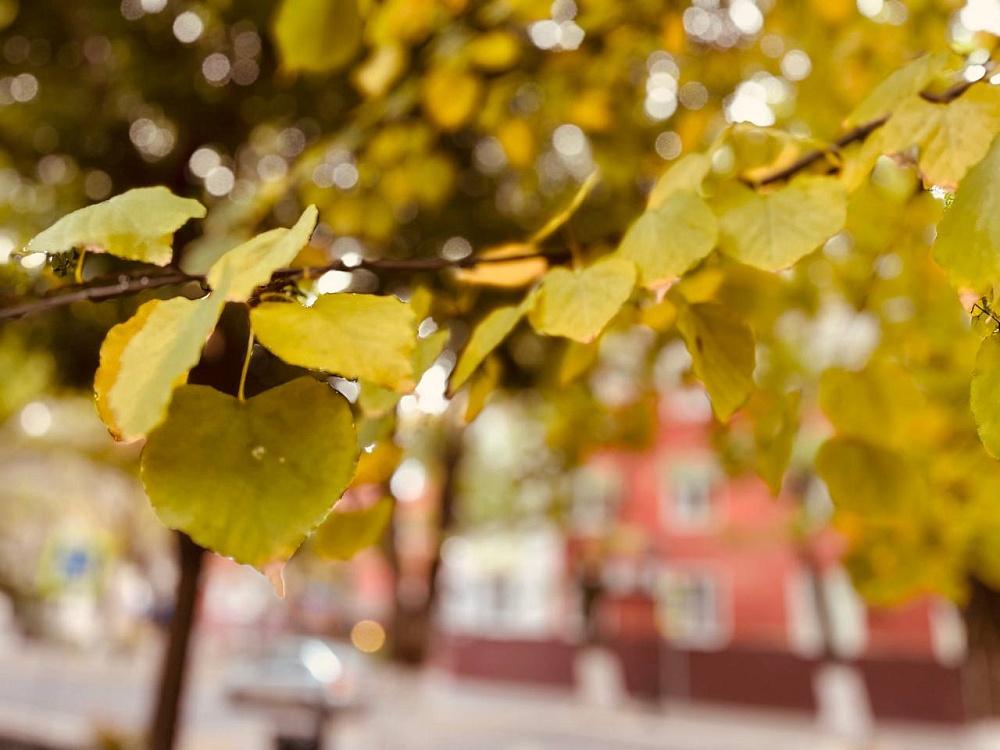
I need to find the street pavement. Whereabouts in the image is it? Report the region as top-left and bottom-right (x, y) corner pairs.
(0, 638), (991, 750)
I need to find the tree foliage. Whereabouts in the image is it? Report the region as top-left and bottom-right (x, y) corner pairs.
(6, 0), (1000, 602)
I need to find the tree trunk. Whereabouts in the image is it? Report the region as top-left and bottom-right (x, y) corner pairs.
(389, 424), (461, 665)
(962, 577), (1000, 719)
(148, 533), (205, 750)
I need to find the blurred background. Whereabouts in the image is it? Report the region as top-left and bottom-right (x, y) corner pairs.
(1, 0), (999, 748)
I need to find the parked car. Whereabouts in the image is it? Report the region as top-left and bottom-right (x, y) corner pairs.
(225, 636), (371, 749)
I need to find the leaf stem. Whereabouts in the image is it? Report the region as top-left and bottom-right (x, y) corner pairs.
(74, 250), (86, 284)
(238, 321), (254, 402)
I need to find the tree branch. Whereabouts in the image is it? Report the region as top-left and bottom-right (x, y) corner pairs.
(755, 115), (889, 187)
(0, 248), (569, 321)
(0, 269), (204, 320)
(755, 73), (986, 187)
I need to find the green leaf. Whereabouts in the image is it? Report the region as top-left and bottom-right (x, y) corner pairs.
(932, 136), (1000, 291)
(95, 295), (223, 442)
(142, 378), (358, 571)
(972, 335), (1000, 459)
(451, 301), (529, 392)
(273, 0), (362, 74)
(251, 293), (416, 392)
(846, 52), (953, 127)
(26, 187), (206, 266)
(647, 153), (711, 210)
(207, 206), (318, 302)
(878, 85), (1000, 189)
(676, 301), (755, 421)
(816, 436), (927, 515)
(313, 496), (394, 561)
(616, 191), (718, 287)
(716, 176), (846, 271)
(529, 256), (636, 343)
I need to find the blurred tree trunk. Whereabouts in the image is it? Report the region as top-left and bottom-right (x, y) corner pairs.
(389, 422), (461, 665)
(961, 577), (1000, 719)
(149, 532), (204, 750)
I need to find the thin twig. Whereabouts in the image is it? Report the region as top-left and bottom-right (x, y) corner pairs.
(755, 115), (889, 187)
(756, 72), (986, 187)
(1, 248), (568, 321)
(0, 269), (203, 320)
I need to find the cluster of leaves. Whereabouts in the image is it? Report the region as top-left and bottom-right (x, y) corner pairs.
(8, 0), (1000, 605)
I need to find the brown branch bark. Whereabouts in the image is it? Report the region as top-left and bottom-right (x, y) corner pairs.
(0, 248), (569, 322)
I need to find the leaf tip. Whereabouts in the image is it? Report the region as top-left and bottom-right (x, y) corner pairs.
(261, 561), (287, 598)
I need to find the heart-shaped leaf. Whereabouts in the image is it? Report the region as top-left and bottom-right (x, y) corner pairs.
(26, 187), (206, 266)
(529, 256), (636, 343)
(141, 378), (358, 570)
(617, 190), (718, 287)
(716, 176), (846, 271)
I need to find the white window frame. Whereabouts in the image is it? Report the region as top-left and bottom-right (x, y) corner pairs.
(655, 566), (730, 649)
(659, 459), (719, 531)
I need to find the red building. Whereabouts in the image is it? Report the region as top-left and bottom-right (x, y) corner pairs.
(433, 386), (968, 724)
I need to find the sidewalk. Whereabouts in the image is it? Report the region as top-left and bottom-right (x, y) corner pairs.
(330, 666), (975, 750)
(0, 639), (993, 750)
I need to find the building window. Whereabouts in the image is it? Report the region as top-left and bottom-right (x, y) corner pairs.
(572, 463), (622, 534)
(659, 461), (718, 530)
(656, 568), (728, 648)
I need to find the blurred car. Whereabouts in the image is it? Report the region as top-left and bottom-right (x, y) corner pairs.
(225, 636), (371, 748)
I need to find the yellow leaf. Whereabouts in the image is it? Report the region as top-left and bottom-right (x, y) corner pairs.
(530, 171), (600, 244)
(749, 389), (800, 496)
(465, 354), (501, 421)
(529, 256), (636, 343)
(453, 243), (548, 288)
(816, 437), (929, 516)
(142, 379), (358, 569)
(716, 176), (846, 271)
(647, 153), (711, 210)
(846, 52), (954, 128)
(675, 300), (755, 421)
(452, 298), (531, 392)
(251, 294), (417, 392)
(272, 0), (362, 74)
(466, 31), (521, 71)
(423, 67), (481, 131)
(353, 443), (403, 486)
(819, 361), (926, 451)
(617, 190), (718, 287)
(314, 496), (394, 561)
(26, 187), (206, 266)
(95, 295), (224, 442)
(207, 206), (317, 302)
(972, 335), (1000, 459)
(932, 136), (1000, 292)
(353, 44), (407, 98)
(497, 119), (536, 168)
(878, 85), (1000, 189)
